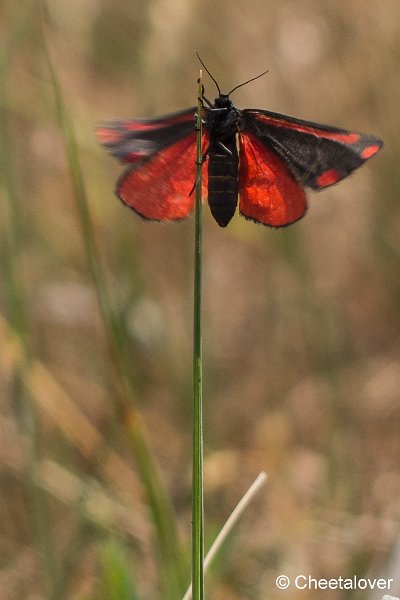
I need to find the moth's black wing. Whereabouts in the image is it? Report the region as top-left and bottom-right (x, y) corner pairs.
(97, 107), (197, 164)
(241, 109), (383, 190)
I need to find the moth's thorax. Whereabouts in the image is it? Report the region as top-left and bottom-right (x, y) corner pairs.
(206, 95), (242, 139)
(213, 94), (233, 109)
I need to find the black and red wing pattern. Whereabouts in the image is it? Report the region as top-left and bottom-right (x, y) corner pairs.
(242, 109), (383, 191)
(97, 107), (208, 221)
(97, 100), (383, 227)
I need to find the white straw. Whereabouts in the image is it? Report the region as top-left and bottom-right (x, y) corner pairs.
(182, 472), (267, 600)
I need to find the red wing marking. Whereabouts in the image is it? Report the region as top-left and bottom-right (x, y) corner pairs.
(249, 112), (361, 144)
(118, 133), (208, 221)
(96, 128), (125, 145)
(361, 144), (381, 159)
(315, 169), (342, 188)
(238, 132), (307, 227)
(123, 112), (195, 131)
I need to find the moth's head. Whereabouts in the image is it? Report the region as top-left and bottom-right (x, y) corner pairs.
(214, 94), (233, 108)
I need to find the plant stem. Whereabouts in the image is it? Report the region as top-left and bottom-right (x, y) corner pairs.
(192, 71), (204, 600)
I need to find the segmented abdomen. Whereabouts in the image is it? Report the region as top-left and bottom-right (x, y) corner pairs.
(207, 138), (238, 227)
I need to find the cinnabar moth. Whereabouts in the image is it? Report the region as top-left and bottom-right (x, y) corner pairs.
(97, 60), (383, 228)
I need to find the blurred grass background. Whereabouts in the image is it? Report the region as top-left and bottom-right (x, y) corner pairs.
(0, 0), (399, 598)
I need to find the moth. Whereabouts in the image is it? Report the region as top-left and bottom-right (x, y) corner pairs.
(97, 59), (383, 227)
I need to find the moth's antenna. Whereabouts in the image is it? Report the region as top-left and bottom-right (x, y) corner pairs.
(227, 69), (269, 96)
(196, 52), (221, 95)
(196, 53), (269, 96)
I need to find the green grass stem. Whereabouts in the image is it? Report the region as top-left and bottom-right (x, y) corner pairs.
(41, 13), (186, 597)
(192, 71), (205, 600)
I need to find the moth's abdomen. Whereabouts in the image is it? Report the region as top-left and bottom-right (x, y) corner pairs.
(207, 139), (239, 227)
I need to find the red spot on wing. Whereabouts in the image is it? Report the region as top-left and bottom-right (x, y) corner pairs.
(96, 128), (124, 144)
(252, 113), (361, 144)
(361, 144), (381, 159)
(118, 133), (208, 221)
(315, 169), (342, 188)
(238, 132), (307, 227)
